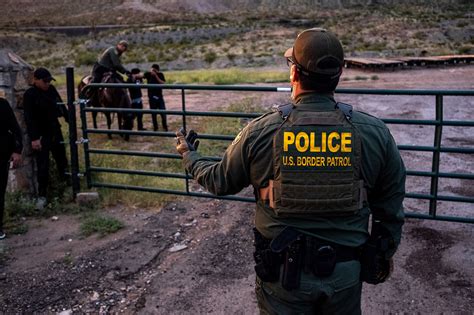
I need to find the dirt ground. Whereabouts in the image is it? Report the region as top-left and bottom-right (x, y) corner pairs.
(0, 65), (473, 314)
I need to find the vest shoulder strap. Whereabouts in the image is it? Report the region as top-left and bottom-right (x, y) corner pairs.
(274, 101), (353, 120)
(273, 103), (294, 120)
(335, 102), (353, 120)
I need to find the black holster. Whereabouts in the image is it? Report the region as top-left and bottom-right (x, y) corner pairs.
(360, 220), (394, 284)
(281, 236), (304, 290)
(253, 228), (281, 282)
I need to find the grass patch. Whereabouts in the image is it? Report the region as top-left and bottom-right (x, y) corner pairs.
(5, 192), (37, 217)
(89, 140), (184, 207)
(7, 222), (29, 235)
(53, 68), (287, 89)
(166, 68), (288, 85)
(79, 212), (124, 237)
(74, 50), (97, 67)
(53, 73), (87, 89)
(63, 252), (74, 266)
(87, 96), (266, 207)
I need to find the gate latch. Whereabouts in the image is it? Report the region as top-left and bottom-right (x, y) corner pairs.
(76, 137), (90, 144)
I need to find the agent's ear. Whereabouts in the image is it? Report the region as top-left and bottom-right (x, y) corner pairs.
(290, 65), (299, 84)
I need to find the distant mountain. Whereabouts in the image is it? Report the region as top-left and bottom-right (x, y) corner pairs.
(2, 0), (470, 27)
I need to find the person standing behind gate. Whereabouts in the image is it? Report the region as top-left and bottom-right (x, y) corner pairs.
(126, 68), (146, 131)
(23, 67), (69, 209)
(175, 28), (405, 314)
(144, 64), (168, 132)
(0, 93), (23, 239)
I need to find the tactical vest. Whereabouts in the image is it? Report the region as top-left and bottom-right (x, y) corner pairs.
(272, 103), (366, 217)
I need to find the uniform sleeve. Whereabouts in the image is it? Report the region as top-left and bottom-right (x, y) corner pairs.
(182, 127), (252, 196)
(6, 102), (23, 154)
(369, 129), (406, 256)
(52, 85), (69, 123)
(1, 99), (23, 154)
(23, 89), (41, 141)
(110, 49), (127, 74)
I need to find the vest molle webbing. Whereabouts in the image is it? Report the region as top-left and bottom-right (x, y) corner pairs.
(272, 104), (366, 217)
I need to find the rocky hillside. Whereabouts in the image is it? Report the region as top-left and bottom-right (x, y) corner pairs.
(1, 1), (472, 73)
(2, 0), (471, 27)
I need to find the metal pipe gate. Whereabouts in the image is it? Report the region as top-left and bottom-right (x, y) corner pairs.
(65, 67), (474, 223)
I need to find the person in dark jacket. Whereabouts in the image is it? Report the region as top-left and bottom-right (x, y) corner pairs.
(23, 68), (69, 207)
(0, 93), (23, 239)
(126, 68), (146, 131)
(144, 64), (168, 131)
(92, 40), (130, 85)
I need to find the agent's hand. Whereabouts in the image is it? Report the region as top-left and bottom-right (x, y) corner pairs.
(176, 127), (199, 156)
(31, 139), (42, 151)
(10, 153), (22, 168)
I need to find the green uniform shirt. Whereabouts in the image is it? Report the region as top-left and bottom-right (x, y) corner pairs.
(183, 94), (405, 254)
(98, 46), (127, 74)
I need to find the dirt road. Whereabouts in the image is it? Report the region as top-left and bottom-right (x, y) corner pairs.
(0, 65), (473, 314)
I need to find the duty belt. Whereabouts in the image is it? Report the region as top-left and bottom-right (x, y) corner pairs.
(254, 227), (361, 290)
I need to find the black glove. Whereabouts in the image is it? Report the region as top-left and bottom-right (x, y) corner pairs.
(176, 127), (199, 156)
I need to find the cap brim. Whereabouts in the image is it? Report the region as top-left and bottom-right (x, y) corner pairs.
(284, 47), (293, 58)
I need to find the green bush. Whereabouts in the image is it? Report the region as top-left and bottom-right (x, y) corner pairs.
(458, 45), (472, 54)
(147, 53), (158, 62)
(414, 31), (427, 40)
(74, 51), (97, 67)
(80, 213), (124, 237)
(204, 51), (217, 64)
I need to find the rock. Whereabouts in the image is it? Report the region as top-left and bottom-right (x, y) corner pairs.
(76, 192), (100, 207)
(91, 291), (100, 301)
(58, 310), (72, 315)
(35, 197), (47, 210)
(169, 244), (188, 252)
(183, 219), (197, 227)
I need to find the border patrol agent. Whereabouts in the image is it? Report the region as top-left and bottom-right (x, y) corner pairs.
(91, 40), (130, 85)
(175, 28), (405, 314)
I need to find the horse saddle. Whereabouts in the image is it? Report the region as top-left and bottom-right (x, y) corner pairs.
(82, 75), (92, 85)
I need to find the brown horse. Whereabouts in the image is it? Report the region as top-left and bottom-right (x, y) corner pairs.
(78, 72), (133, 140)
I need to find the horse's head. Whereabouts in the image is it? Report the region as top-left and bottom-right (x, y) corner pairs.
(100, 72), (133, 132)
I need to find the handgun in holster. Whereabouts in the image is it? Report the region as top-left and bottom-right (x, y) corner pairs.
(270, 227), (304, 291)
(360, 219), (394, 284)
(253, 228), (281, 282)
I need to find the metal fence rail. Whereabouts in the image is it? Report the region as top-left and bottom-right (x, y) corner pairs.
(67, 68), (474, 223)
